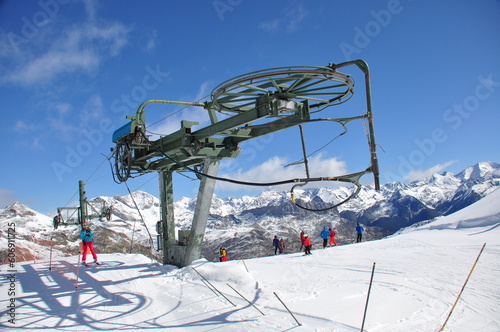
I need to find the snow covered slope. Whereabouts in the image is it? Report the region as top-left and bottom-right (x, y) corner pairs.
(1, 189), (499, 331)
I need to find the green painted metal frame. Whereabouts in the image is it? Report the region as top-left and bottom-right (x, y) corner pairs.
(54, 180), (111, 229)
(112, 60), (378, 185)
(111, 60), (380, 267)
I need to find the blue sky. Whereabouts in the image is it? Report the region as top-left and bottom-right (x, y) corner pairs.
(0, 0), (499, 214)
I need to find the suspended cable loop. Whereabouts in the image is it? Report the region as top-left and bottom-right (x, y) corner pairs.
(124, 131), (369, 210)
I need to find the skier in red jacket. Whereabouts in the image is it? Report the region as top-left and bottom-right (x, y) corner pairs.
(303, 235), (312, 255)
(80, 222), (100, 266)
(328, 228), (337, 247)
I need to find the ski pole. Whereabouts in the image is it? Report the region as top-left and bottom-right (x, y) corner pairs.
(439, 243), (486, 331)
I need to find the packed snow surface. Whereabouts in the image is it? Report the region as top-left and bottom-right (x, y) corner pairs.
(1, 190), (500, 331)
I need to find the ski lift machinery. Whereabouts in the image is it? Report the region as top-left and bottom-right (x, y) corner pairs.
(111, 60), (380, 267)
(53, 180), (112, 229)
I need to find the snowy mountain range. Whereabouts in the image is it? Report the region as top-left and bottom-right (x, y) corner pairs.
(2, 181), (499, 331)
(1, 161), (499, 263)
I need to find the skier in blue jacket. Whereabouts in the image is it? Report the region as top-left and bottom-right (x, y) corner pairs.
(356, 223), (364, 243)
(320, 227), (330, 248)
(80, 222), (100, 265)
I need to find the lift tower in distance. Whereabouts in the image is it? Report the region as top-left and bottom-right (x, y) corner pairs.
(53, 180), (112, 229)
(111, 60), (380, 267)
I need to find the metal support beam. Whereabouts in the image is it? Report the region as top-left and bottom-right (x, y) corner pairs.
(159, 171), (177, 265)
(78, 180), (86, 229)
(182, 158), (220, 266)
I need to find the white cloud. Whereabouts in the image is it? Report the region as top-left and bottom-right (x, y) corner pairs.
(146, 81), (213, 138)
(259, 3), (308, 33)
(80, 94), (104, 123)
(13, 120), (38, 133)
(216, 153), (348, 191)
(144, 30), (158, 52)
(11, 48), (99, 85)
(1, 12), (131, 86)
(83, 0), (98, 23)
(52, 102), (72, 116)
(405, 160), (458, 182)
(45, 95), (103, 141)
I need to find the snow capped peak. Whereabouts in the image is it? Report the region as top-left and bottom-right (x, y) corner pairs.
(112, 190), (160, 210)
(457, 161), (500, 181)
(1, 201), (37, 217)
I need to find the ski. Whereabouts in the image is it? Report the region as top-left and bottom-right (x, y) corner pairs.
(82, 261), (102, 267)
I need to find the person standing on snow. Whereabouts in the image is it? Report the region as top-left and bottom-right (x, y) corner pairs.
(320, 227), (330, 248)
(356, 223), (364, 243)
(299, 231), (305, 251)
(273, 235), (280, 255)
(328, 228), (337, 247)
(80, 222), (100, 266)
(303, 235), (312, 255)
(219, 247), (229, 262)
(279, 238), (285, 254)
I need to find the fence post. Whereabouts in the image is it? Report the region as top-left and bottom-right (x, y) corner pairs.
(49, 238), (54, 271)
(192, 267), (236, 306)
(227, 283), (265, 316)
(74, 249), (81, 291)
(274, 292), (301, 326)
(439, 243), (486, 331)
(361, 262), (376, 332)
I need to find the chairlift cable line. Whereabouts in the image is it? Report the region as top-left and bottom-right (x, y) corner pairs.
(285, 121), (348, 167)
(138, 131), (369, 210)
(60, 152), (113, 210)
(124, 181), (155, 254)
(140, 131), (364, 188)
(145, 94), (211, 129)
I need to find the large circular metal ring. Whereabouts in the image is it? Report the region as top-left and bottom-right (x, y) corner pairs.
(114, 142), (131, 182)
(211, 66), (355, 114)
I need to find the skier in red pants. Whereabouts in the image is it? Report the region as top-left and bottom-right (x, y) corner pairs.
(328, 228), (337, 246)
(80, 222), (100, 266)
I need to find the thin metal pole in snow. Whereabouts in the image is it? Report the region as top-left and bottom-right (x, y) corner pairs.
(439, 243), (486, 331)
(361, 262), (376, 332)
(32, 236), (37, 263)
(191, 267), (219, 296)
(191, 267), (236, 306)
(74, 249), (82, 291)
(227, 283), (265, 316)
(49, 238), (54, 271)
(241, 260), (249, 273)
(273, 292), (301, 326)
(201, 278), (220, 297)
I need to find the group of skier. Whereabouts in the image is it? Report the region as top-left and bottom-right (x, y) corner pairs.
(272, 235), (286, 254)
(297, 223), (364, 255)
(80, 221), (366, 264)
